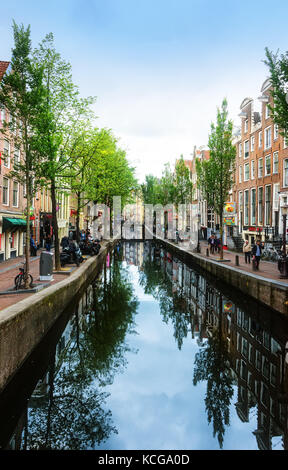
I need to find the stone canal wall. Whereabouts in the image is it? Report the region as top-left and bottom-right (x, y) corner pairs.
(0, 240), (116, 393)
(157, 239), (288, 316)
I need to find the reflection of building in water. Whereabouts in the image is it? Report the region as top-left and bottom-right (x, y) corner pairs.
(123, 242), (144, 267)
(147, 243), (288, 450)
(7, 288), (94, 449)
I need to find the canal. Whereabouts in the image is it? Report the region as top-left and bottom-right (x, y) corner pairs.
(1, 241), (288, 451)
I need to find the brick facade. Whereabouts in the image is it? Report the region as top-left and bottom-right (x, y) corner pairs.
(233, 79), (288, 244)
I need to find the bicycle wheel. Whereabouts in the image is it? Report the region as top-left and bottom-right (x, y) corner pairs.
(14, 274), (24, 290)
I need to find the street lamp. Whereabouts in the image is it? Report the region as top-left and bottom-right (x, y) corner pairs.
(279, 198), (288, 279)
(197, 213), (201, 253)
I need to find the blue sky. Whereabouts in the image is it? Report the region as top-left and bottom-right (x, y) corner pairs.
(1, 0), (288, 180)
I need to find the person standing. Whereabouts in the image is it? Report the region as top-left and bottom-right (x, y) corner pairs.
(209, 234), (215, 254)
(243, 240), (251, 264)
(252, 240), (262, 270)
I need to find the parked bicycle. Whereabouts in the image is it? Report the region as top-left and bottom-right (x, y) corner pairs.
(14, 263), (34, 290)
(262, 246), (282, 262)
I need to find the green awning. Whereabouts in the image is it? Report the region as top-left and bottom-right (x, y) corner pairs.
(2, 217), (27, 232)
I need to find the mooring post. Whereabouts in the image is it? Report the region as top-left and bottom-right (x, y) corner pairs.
(206, 248), (209, 257)
(235, 255), (239, 266)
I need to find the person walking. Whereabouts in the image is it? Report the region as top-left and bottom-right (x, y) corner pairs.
(208, 234), (215, 254)
(243, 240), (251, 264)
(45, 234), (51, 252)
(30, 235), (37, 256)
(252, 240), (263, 270)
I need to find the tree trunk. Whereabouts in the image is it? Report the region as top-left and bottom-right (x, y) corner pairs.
(24, 184), (31, 289)
(76, 192), (81, 243)
(220, 212), (224, 261)
(51, 179), (61, 271)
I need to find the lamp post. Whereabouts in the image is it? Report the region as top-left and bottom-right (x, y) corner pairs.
(279, 199), (288, 279)
(197, 213), (201, 253)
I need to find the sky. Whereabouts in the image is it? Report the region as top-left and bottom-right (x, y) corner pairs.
(1, 0), (288, 182)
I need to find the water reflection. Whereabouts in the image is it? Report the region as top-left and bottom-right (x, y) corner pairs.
(6, 247), (139, 450)
(136, 241), (288, 450)
(3, 241), (288, 450)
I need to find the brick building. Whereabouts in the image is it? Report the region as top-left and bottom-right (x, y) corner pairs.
(233, 78), (288, 246)
(0, 60), (27, 262)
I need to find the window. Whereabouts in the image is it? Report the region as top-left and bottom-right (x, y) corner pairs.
(14, 148), (20, 167)
(244, 119), (248, 133)
(3, 140), (10, 167)
(244, 162), (249, 181)
(265, 105), (270, 119)
(265, 155), (271, 176)
(265, 185), (272, 225)
(251, 188), (256, 225)
(2, 177), (9, 205)
(259, 131), (262, 148)
(251, 160), (255, 179)
(273, 152), (278, 174)
(258, 187), (263, 225)
(244, 140), (249, 159)
(0, 106), (5, 123)
(239, 165), (242, 183)
(251, 135), (255, 152)
(244, 190), (249, 225)
(284, 159), (288, 187)
(238, 142), (242, 158)
(274, 124), (279, 140)
(12, 181), (18, 207)
(258, 158), (263, 178)
(264, 126), (271, 149)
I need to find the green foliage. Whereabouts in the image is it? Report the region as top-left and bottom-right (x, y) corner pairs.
(264, 48), (288, 138)
(174, 155), (193, 206)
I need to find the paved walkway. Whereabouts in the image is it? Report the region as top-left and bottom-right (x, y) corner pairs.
(175, 239), (288, 285)
(0, 250), (83, 312)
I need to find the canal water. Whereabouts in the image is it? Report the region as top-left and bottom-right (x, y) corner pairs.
(1, 241), (288, 451)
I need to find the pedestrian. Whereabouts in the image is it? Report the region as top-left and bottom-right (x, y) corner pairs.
(243, 240), (251, 264)
(215, 236), (221, 253)
(252, 240), (263, 270)
(45, 234), (51, 252)
(208, 234), (215, 254)
(30, 235), (37, 256)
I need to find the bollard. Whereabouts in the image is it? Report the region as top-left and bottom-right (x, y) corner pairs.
(206, 248), (209, 257)
(235, 255), (239, 266)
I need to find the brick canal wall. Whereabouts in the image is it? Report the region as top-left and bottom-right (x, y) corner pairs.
(156, 238), (288, 317)
(0, 240), (116, 393)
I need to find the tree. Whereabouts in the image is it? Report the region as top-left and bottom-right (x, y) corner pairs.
(264, 48), (288, 139)
(196, 99), (236, 260)
(32, 33), (96, 269)
(174, 155), (193, 206)
(0, 22), (46, 288)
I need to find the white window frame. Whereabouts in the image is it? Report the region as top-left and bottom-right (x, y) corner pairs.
(244, 190), (249, 225)
(251, 135), (255, 152)
(265, 105), (270, 119)
(265, 154), (271, 176)
(264, 126), (271, 150)
(251, 160), (255, 180)
(239, 165), (242, 183)
(265, 184), (272, 226)
(12, 181), (19, 207)
(251, 188), (256, 226)
(244, 119), (248, 133)
(259, 131), (262, 148)
(258, 187), (263, 225)
(273, 152), (278, 174)
(244, 140), (249, 159)
(3, 140), (10, 168)
(244, 162), (250, 181)
(238, 142), (242, 159)
(283, 159), (288, 187)
(2, 176), (9, 206)
(274, 124), (279, 140)
(258, 158), (263, 178)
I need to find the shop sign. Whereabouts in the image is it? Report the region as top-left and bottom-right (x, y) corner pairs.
(224, 216), (235, 226)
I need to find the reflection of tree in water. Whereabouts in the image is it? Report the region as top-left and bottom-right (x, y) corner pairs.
(193, 322), (234, 449)
(23, 250), (139, 450)
(139, 245), (190, 350)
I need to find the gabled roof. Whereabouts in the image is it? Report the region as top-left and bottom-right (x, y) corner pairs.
(0, 61), (10, 81)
